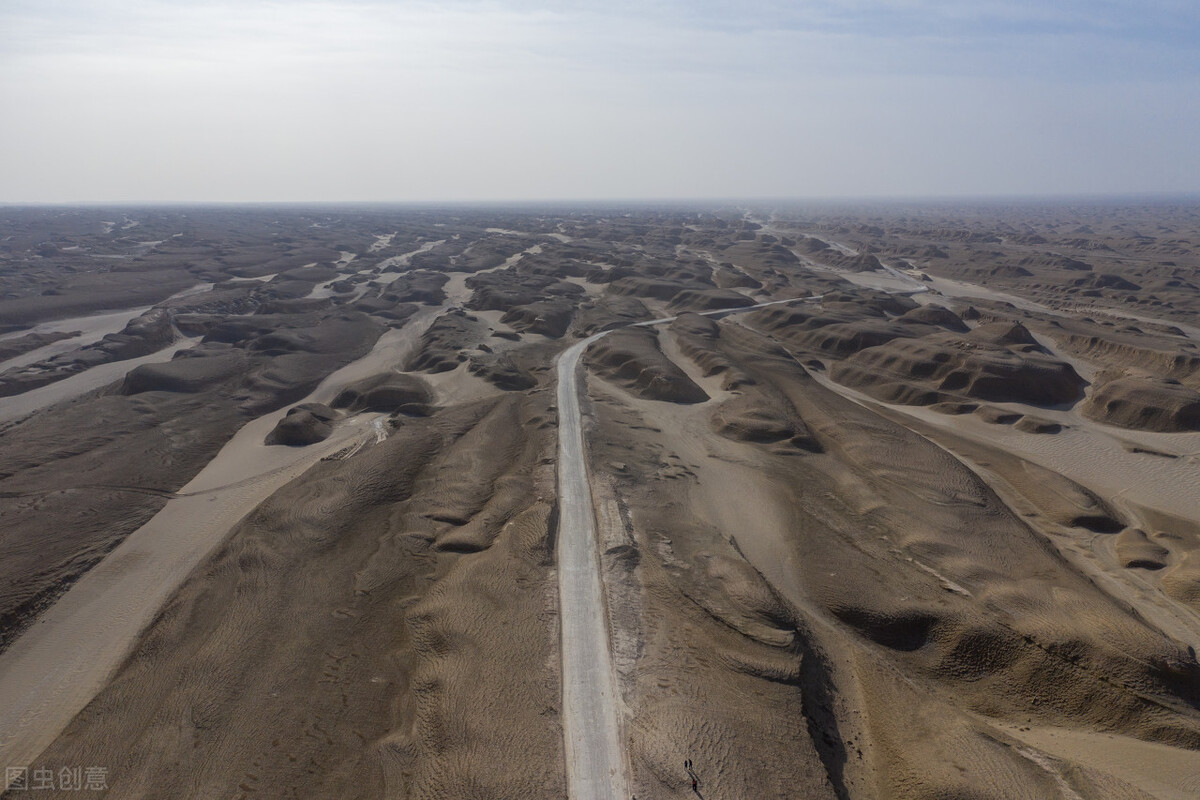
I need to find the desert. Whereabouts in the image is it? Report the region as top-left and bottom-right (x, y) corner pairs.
(2, 201), (1200, 799)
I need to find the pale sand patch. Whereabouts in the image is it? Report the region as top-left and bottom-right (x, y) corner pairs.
(368, 231), (396, 253)
(422, 362), (498, 407)
(998, 723), (1200, 800)
(373, 239), (446, 273)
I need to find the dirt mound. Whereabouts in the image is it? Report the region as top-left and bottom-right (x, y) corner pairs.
(745, 295), (932, 358)
(671, 312), (721, 339)
(831, 333), (1085, 407)
(331, 373), (433, 414)
(122, 350), (247, 394)
(930, 400), (978, 415)
(1087, 272), (1142, 291)
(380, 270), (449, 305)
(1013, 416), (1063, 434)
(666, 288), (755, 312)
(1115, 528), (1170, 570)
(606, 276), (691, 302)
(976, 406), (1023, 424)
(898, 305), (968, 332)
(786, 320), (914, 358)
(0, 330), (79, 361)
(668, 314), (756, 391)
(203, 315), (298, 344)
(711, 390), (818, 451)
(846, 253), (883, 272)
(406, 310), (486, 373)
(352, 297), (419, 324)
(1083, 376), (1200, 432)
(968, 320), (1040, 347)
(712, 264), (762, 290)
(0, 268), (197, 327)
(466, 271), (582, 313)
(278, 265), (340, 283)
(587, 328), (709, 403)
(265, 404), (337, 446)
(573, 296), (652, 334)
(468, 351), (537, 391)
(500, 299), (576, 338)
(454, 234), (533, 272)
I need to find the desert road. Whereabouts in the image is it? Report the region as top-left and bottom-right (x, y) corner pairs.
(555, 329), (630, 800)
(553, 294), (819, 799)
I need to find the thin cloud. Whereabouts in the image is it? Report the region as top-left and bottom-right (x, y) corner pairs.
(0, 0), (1196, 202)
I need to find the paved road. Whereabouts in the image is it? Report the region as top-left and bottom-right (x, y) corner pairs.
(553, 294), (819, 799)
(555, 330), (630, 800)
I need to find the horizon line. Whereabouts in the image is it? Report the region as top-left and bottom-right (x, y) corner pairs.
(3, 190), (1200, 210)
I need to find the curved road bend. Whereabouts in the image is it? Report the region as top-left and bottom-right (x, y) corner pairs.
(553, 294), (820, 799)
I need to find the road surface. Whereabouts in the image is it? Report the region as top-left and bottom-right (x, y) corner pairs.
(555, 330), (631, 800)
(553, 294), (819, 799)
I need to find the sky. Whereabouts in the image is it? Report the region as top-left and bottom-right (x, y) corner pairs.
(1, 0), (1198, 203)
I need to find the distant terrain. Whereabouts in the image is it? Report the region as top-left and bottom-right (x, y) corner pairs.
(2, 201), (1200, 798)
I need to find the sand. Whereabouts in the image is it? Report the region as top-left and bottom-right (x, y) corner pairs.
(0, 408), (381, 775)
(0, 336), (200, 425)
(4, 203), (1200, 798)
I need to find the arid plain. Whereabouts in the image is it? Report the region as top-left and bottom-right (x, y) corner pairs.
(2, 202), (1200, 798)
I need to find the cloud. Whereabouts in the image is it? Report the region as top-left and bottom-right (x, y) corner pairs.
(0, 0), (1196, 201)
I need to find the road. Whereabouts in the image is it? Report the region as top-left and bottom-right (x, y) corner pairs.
(555, 330), (630, 800)
(553, 294), (819, 799)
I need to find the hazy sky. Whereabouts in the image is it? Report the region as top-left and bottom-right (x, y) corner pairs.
(2, 0), (1198, 202)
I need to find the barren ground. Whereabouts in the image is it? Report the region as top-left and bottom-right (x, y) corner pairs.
(2, 202), (1200, 798)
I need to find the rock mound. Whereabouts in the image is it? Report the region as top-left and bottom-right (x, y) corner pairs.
(898, 305), (968, 332)
(606, 276), (690, 302)
(710, 390), (819, 451)
(831, 335), (1085, 407)
(500, 299), (575, 338)
(1013, 416), (1063, 434)
(265, 403), (337, 446)
(380, 271), (449, 305)
(712, 393), (793, 443)
(406, 310), (485, 373)
(1087, 273), (1141, 291)
(468, 352), (537, 391)
(1083, 376), (1200, 432)
(587, 328), (709, 404)
(122, 351), (246, 394)
(1115, 528), (1169, 570)
(666, 289), (755, 312)
(968, 321), (1039, 347)
(331, 373), (432, 414)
